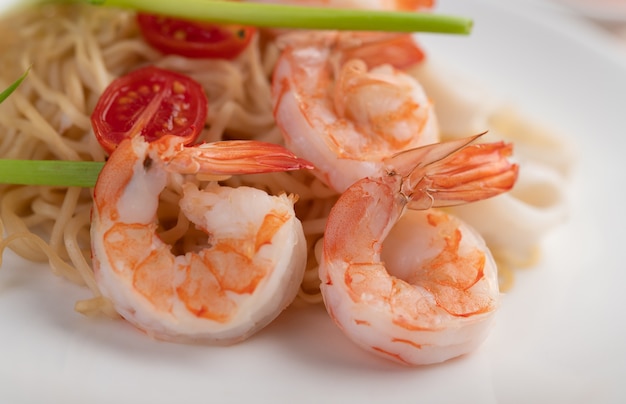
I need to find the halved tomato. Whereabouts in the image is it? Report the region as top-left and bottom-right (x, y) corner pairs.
(136, 13), (256, 59)
(91, 66), (208, 154)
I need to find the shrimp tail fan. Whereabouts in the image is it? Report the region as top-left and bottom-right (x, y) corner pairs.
(384, 133), (519, 210)
(164, 139), (314, 175)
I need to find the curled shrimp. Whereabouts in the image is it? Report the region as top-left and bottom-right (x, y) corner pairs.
(272, 32), (436, 192)
(91, 135), (313, 344)
(319, 135), (519, 365)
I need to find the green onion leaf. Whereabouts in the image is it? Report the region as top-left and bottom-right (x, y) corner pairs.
(0, 160), (103, 187)
(0, 68), (29, 104)
(88, 0), (473, 35)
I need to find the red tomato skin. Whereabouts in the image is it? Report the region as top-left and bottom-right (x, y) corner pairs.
(136, 14), (256, 59)
(91, 66), (208, 154)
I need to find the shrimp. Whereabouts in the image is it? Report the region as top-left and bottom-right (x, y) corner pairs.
(90, 135), (313, 344)
(319, 135), (519, 365)
(272, 34), (437, 192)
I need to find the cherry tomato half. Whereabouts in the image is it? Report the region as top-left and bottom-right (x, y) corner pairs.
(91, 66), (208, 154)
(136, 13), (257, 59)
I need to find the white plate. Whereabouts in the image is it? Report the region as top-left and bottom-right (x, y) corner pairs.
(1, 0), (626, 403)
(554, 0), (626, 22)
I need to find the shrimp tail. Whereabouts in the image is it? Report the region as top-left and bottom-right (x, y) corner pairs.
(163, 139), (314, 175)
(385, 134), (519, 209)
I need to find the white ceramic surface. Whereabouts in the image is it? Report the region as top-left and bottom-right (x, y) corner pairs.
(1, 0), (626, 403)
(555, 0), (626, 22)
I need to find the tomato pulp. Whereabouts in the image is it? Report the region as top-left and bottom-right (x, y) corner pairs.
(137, 14), (256, 59)
(91, 66), (208, 154)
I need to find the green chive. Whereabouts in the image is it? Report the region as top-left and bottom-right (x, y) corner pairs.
(0, 160), (103, 187)
(88, 0), (473, 35)
(0, 68), (30, 104)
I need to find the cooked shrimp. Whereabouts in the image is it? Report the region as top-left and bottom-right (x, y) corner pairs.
(90, 135), (313, 344)
(319, 135), (519, 365)
(272, 34), (437, 192)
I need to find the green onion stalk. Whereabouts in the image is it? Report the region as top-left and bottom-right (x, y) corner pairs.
(89, 0), (473, 35)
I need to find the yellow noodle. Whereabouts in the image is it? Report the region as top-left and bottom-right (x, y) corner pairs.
(50, 187), (83, 255)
